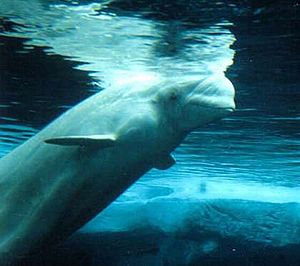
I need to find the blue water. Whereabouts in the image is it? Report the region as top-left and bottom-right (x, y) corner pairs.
(0, 1), (300, 265)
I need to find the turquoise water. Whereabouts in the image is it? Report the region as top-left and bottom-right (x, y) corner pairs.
(0, 1), (299, 265)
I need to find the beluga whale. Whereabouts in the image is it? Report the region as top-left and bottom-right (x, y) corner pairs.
(0, 73), (235, 262)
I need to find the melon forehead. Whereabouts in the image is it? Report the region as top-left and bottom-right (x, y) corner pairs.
(185, 74), (235, 109)
(152, 75), (210, 101)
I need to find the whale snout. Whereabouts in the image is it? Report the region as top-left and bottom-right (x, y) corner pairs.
(181, 74), (235, 131)
(190, 74), (235, 111)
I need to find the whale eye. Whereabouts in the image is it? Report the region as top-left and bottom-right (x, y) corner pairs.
(169, 91), (178, 101)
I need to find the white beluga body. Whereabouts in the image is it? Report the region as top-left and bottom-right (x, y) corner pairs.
(0, 73), (235, 262)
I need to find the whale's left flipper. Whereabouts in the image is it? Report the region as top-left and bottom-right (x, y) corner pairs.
(154, 154), (176, 170)
(44, 135), (117, 147)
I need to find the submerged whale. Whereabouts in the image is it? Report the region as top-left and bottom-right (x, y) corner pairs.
(0, 74), (235, 262)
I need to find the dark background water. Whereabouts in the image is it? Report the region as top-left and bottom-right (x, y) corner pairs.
(0, 0), (300, 265)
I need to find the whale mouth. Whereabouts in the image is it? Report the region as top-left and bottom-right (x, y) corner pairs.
(189, 101), (236, 112)
(221, 107), (235, 112)
(187, 92), (235, 111)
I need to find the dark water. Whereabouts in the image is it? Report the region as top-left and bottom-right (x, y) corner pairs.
(0, 0), (300, 265)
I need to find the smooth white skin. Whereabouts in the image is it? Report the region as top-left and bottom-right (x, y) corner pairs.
(0, 74), (234, 261)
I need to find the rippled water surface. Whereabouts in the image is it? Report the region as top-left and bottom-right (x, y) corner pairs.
(0, 0), (299, 265)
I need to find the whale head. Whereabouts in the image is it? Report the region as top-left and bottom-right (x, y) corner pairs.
(157, 74), (235, 133)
